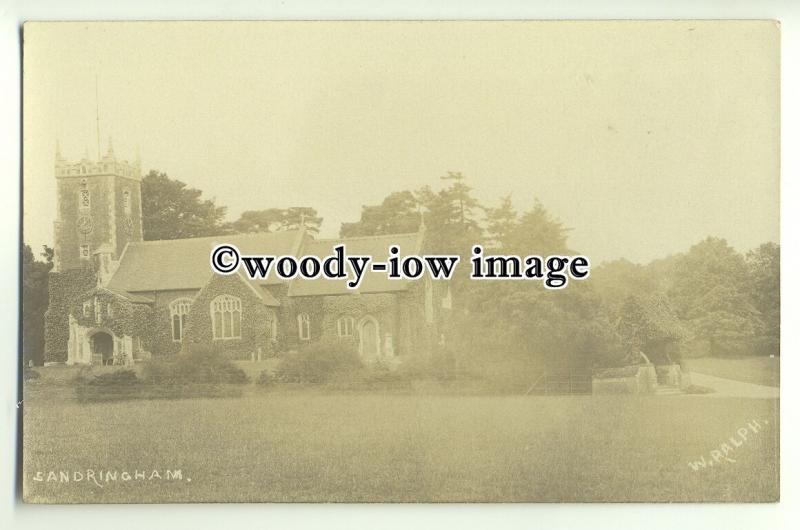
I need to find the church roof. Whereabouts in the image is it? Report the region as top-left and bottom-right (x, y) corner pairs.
(287, 231), (424, 297)
(107, 230), (304, 293)
(107, 229), (424, 297)
(80, 285), (155, 304)
(232, 271), (281, 307)
(101, 287), (155, 304)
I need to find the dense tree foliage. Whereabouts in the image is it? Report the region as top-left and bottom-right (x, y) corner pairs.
(282, 207), (323, 234)
(746, 242), (780, 355)
(484, 195), (517, 251)
(22, 244), (53, 366)
(142, 171), (324, 238)
(669, 238), (761, 356)
(338, 175), (780, 383)
(616, 294), (688, 365)
(232, 207), (323, 235)
(231, 208), (286, 234)
(340, 191), (421, 237)
(141, 171), (230, 240)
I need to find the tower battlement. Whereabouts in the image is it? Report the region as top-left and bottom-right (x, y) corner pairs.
(52, 137), (144, 273)
(55, 139), (141, 180)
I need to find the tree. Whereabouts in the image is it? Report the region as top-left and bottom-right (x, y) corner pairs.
(232, 207), (323, 235)
(417, 174), (484, 257)
(281, 207), (323, 234)
(669, 237), (760, 356)
(231, 208), (286, 234)
(22, 244), (54, 366)
(591, 258), (659, 314)
(485, 195), (517, 251)
(745, 242), (780, 355)
(453, 197), (626, 377)
(504, 199), (569, 256)
(141, 170), (230, 240)
(340, 191), (421, 237)
(339, 173), (484, 258)
(617, 294), (688, 365)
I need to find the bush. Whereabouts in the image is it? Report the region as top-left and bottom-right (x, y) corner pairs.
(749, 335), (780, 357)
(358, 363), (404, 383)
(23, 367), (40, 381)
(256, 369), (274, 387)
(88, 369), (140, 385)
(142, 344), (249, 385)
(394, 355), (429, 379)
(73, 348), (249, 402)
(275, 338), (361, 383)
(429, 347), (458, 381)
(75, 369), (142, 402)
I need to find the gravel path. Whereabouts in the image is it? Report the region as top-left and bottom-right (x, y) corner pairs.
(689, 372), (779, 399)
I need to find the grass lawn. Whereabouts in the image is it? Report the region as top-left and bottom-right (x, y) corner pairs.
(22, 377), (778, 503)
(685, 356), (780, 387)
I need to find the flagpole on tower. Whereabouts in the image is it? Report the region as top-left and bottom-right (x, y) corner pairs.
(95, 75), (101, 161)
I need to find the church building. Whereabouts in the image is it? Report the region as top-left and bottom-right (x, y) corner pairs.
(44, 142), (449, 366)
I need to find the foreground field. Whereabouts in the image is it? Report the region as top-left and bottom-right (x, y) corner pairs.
(22, 379), (778, 503)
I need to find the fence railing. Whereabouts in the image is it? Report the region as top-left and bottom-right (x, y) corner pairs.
(526, 373), (592, 395)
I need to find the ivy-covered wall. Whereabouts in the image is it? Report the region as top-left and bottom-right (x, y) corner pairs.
(145, 288), (200, 357)
(181, 274), (272, 360)
(69, 289), (154, 350)
(44, 266), (96, 363)
(399, 281), (442, 359)
(44, 261), (447, 364)
(284, 288), (438, 359)
(265, 284), (292, 353)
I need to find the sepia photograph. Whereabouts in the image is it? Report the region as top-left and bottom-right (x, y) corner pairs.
(20, 20), (779, 504)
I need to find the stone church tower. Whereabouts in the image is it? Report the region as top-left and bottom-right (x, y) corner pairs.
(44, 140), (145, 363)
(52, 139), (143, 283)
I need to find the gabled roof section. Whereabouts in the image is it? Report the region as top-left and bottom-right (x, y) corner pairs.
(103, 287), (155, 304)
(256, 286), (281, 307)
(198, 270), (282, 307)
(288, 231), (424, 297)
(80, 285), (154, 304)
(233, 270), (281, 307)
(107, 230), (304, 293)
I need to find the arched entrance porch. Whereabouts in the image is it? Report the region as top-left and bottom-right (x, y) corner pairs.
(90, 330), (115, 365)
(358, 316), (381, 360)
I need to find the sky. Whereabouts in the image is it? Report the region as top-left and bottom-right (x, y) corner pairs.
(23, 21), (779, 264)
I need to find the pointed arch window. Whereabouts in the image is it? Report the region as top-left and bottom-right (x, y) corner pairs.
(123, 189), (131, 214)
(297, 313), (311, 341)
(337, 316), (355, 338)
(170, 298), (193, 342)
(211, 295), (242, 340)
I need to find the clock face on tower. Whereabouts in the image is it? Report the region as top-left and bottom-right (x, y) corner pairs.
(76, 215), (93, 235)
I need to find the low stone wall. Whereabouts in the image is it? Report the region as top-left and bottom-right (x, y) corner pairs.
(592, 365), (657, 394)
(655, 364), (682, 387)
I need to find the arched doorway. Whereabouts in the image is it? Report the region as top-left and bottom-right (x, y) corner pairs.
(91, 332), (114, 365)
(359, 317), (380, 360)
